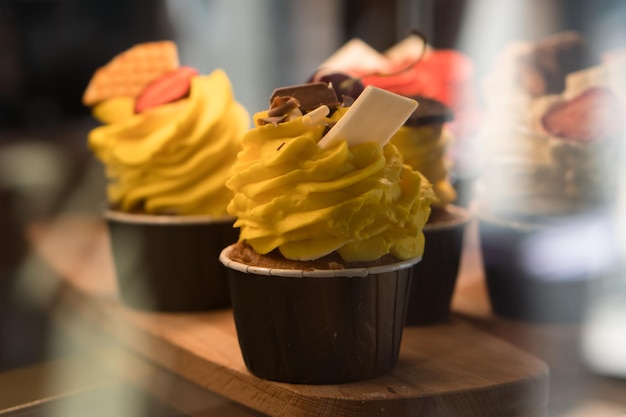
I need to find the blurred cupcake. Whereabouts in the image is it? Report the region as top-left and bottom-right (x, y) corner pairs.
(308, 38), (476, 324)
(311, 33), (481, 142)
(0, 186), (26, 274)
(389, 96), (472, 325)
(83, 41), (249, 311)
(476, 37), (625, 321)
(310, 33), (482, 203)
(221, 82), (436, 383)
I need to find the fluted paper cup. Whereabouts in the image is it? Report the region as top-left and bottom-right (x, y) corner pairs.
(220, 244), (420, 384)
(478, 209), (601, 322)
(106, 210), (238, 312)
(405, 204), (472, 325)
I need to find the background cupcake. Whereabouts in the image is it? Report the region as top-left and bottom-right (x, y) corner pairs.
(308, 38), (474, 325)
(221, 82), (436, 383)
(475, 34), (625, 322)
(84, 41), (249, 311)
(309, 33), (482, 204)
(389, 97), (472, 325)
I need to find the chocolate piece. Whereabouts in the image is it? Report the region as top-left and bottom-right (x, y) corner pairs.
(257, 115), (287, 126)
(341, 95), (356, 107)
(535, 31), (591, 94)
(519, 31), (597, 96)
(312, 72), (365, 102)
(270, 82), (340, 113)
(404, 96), (454, 127)
(268, 96), (300, 117)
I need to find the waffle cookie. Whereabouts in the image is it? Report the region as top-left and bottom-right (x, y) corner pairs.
(82, 41), (179, 106)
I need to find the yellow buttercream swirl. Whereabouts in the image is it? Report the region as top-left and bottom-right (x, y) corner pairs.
(88, 69), (249, 216)
(226, 109), (436, 262)
(390, 125), (456, 206)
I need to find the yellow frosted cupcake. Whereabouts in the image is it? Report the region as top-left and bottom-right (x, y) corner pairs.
(220, 82), (435, 383)
(389, 96), (472, 325)
(83, 41), (249, 311)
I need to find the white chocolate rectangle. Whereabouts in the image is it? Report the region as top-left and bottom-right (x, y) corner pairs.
(317, 86), (418, 149)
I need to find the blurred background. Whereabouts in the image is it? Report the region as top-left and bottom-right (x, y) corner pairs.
(2, 0), (624, 131)
(1, 0), (626, 416)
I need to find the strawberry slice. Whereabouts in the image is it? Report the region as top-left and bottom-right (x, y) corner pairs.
(541, 86), (624, 142)
(135, 66), (199, 113)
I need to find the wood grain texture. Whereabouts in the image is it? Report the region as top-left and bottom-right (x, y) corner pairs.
(29, 216), (549, 417)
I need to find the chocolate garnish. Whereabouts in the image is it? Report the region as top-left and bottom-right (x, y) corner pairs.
(535, 32), (591, 94)
(270, 82), (340, 113)
(259, 96), (302, 126)
(341, 95), (356, 107)
(258, 115), (288, 126)
(518, 31), (598, 96)
(404, 95), (454, 127)
(268, 96), (301, 117)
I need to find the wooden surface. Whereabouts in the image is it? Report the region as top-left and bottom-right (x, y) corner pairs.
(27, 216), (549, 417)
(0, 345), (266, 417)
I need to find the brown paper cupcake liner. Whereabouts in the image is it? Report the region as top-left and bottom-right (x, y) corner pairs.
(221, 245), (420, 384)
(405, 204), (472, 325)
(478, 210), (598, 322)
(106, 210), (238, 312)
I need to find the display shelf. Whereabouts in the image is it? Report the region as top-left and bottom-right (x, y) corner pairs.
(29, 216), (549, 417)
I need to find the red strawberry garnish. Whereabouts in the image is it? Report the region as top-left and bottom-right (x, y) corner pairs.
(135, 66), (199, 113)
(360, 49), (480, 138)
(541, 86), (624, 142)
(360, 50), (473, 104)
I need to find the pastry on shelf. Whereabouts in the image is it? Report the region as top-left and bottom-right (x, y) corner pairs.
(84, 41), (249, 311)
(474, 32), (625, 322)
(221, 82), (436, 383)
(308, 35), (474, 325)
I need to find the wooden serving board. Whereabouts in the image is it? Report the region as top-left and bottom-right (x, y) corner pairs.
(30, 217), (549, 417)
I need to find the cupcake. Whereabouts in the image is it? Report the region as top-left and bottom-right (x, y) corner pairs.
(477, 31), (597, 168)
(0, 186), (27, 274)
(310, 39), (474, 324)
(476, 37), (625, 322)
(311, 33), (481, 141)
(310, 33), (482, 203)
(220, 82), (436, 383)
(83, 41), (249, 311)
(388, 97), (472, 325)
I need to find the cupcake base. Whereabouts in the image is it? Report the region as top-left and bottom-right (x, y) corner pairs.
(221, 244), (419, 384)
(0, 188), (28, 273)
(106, 210), (238, 312)
(405, 205), (471, 325)
(478, 210), (603, 322)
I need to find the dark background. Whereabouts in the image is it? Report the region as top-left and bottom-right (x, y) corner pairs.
(1, 0), (625, 133)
